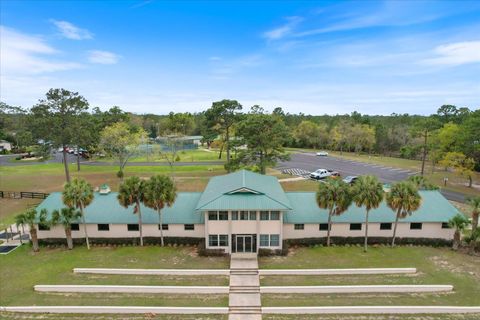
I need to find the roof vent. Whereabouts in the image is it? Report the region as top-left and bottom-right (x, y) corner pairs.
(99, 184), (111, 195)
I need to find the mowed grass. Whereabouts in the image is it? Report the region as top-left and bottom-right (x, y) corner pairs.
(0, 314), (227, 320)
(260, 246), (480, 307)
(263, 315), (480, 320)
(0, 245), (229, 307)
(0, 163), (225, 225)
(98, 148), (223, 163)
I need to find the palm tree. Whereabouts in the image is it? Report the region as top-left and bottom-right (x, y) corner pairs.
(51, 207), (82, 250)
(466, 196), (480, 231)
(407, 175), (439, 190)
(316, 178), (353, 246)
(118, 176), (146, 246)
(62, 178), (94, 249)
(143, 174), (177, 246)
(469, 227), (480, 254)
(386, 181), (421, 247)
(353, 176), (384, 252)
(448, 213), (470, 250)
(15, 208), (48, 252)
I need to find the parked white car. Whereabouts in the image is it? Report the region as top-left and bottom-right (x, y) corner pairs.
(310, 169), (331, 180)
(316, 151), (329, 156)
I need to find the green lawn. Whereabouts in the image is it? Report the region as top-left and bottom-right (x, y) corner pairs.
(95, 148), (223, 163)
(0, 163), (226, 226)
(263, 315), (480, 320)
(0, 245), (229, 307)
(0, 314), (227, 320)
(260, 246), (480, 307)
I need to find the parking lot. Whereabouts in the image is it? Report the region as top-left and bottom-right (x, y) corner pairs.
(278, 152), (466, 202)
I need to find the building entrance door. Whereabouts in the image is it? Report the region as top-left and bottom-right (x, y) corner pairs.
(235, 235), (254, 253)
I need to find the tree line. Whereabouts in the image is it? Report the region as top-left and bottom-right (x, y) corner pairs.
(1, 89), (479, 182)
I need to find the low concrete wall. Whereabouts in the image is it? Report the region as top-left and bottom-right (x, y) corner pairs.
(73, 268), (230, 276)
(0, 306), (229, 314)
(260, 285), (453, 293)
(262, 306), (480, 314)
(259, 268), (416, 275)
(73, 267), (415, 276)
(34, 285), (229, 294)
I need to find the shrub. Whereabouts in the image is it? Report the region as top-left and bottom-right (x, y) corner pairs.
(197, 239), (227, 257)
(285, 237), (452, 247)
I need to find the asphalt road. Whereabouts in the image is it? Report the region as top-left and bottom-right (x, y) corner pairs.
(278, 152), (467, 203)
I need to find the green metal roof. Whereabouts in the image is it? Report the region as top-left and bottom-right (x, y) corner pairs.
(36, 192), (203, 224)
(284, 190), (459, 224)
(195, 169), (292, 211)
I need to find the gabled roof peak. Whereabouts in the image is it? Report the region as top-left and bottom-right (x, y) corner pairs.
(195, 169), (292, 211)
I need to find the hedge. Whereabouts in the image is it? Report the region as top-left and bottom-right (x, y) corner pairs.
(285, 237), (453, 247)
(197, 239), (228, 257)
(38, 236), (202, 246)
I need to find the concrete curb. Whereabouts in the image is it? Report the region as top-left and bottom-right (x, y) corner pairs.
(260, 285), (453, 293)
(259, 268), (417, 275)
(0, 306), (229, 314)
(73, 268), (230, 275)
(34, 285), (229, 294)
(262, 306), (480, 314)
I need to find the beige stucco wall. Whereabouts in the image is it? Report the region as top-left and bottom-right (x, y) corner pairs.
(37, 224), (204, 239)
(283, 222), (454, 240)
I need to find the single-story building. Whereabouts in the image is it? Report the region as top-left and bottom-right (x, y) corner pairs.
(35, 170), (458, 253)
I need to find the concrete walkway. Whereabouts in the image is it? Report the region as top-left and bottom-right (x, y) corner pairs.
(229, 253), (261, 320)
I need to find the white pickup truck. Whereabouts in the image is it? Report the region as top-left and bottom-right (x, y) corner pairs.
(310, 169), (331, 180)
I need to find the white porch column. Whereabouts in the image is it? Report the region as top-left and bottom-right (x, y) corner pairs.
(256, 210), (260, 252)
(228, 210), (232, 254)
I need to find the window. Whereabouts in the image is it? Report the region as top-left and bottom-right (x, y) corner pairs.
(127, 224), (139, 231)
(410, 223), (422, 230)
(38, 224), (50, 231)
(350, 223), (362, 231)
(240, 211), (249, 220)
(294, 224), (304, 230)
(442, 222), (451, 229)
(70, 224), (80, 231)
(219, 211), (228, 220)
(260, 234), (269, 247)
(319, 223), (329, 231)
(232, 211), (238, 220)
(270, 234), (280, 246)
(209, 234), (228, 247)
(270, 211), (280, 220)
(159, 224), (169, 230)
(208, 234), (218, 247)
(208, 211), (218, 220)
(249, 211), (257, 220)
(219, 235), (228, 246)
(260, 211), (269, 220)
(97, 224), (109, 231)
(380, 223), (392, 230)
(184, 224), (194, 230)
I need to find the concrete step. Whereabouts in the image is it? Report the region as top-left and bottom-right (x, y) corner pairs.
(230, 286), (260, 293)
(229, 307), (262, 313)
(230, 269), (259, 275)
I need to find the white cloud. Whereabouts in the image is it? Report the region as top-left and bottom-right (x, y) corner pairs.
(422, 41), (480, 66)
(0, 26), (82, 75)
(87, 50), (120, 64)
(51, 20), (93, 40)
(263, 16), (302, 40)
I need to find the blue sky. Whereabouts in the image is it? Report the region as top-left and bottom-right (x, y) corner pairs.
(1, 0), (479, 115)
